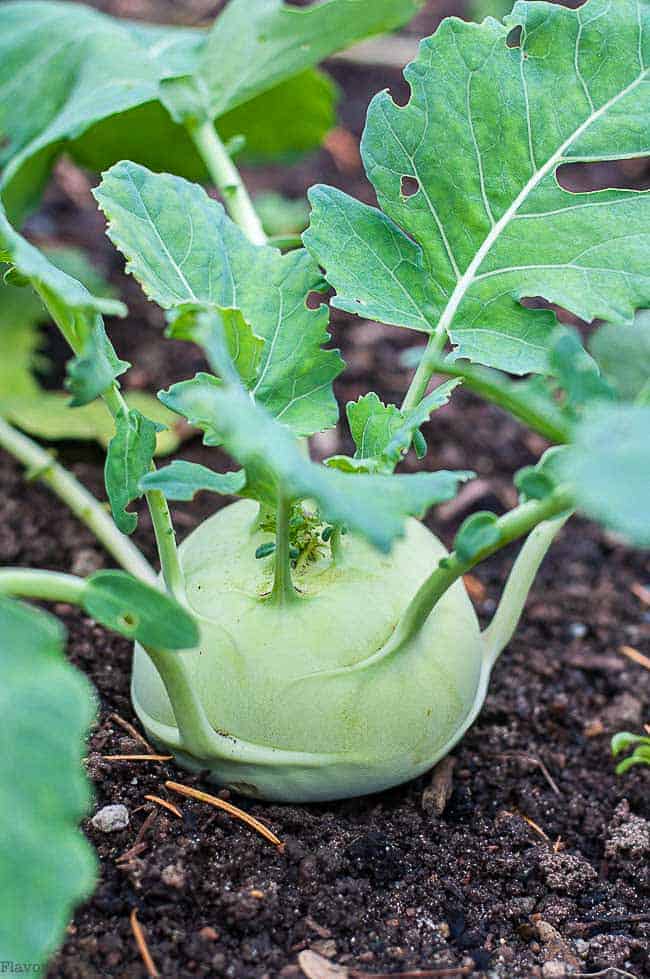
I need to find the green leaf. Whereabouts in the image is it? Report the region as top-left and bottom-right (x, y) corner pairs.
(1, 391), (182, 456)
(590, 311), (650, 403)
(0, 200), (126, 332)
(548, 327), (615, 411)
(168, 306), (264, 387)
(82, 571), (198, 649)
(561, 404), (650, 547)
(455, 511), (501, 563)
(0, 0), (421, 218)
(95, 162), (343, 436)
(514, 465), (555, 503)
(65, 319), (129, 407)
(105, 409), (159, 534)
(611, 731), (648, 756)
(0, 596), (96, 969)
(140, 459), (246, 501)
(159, 374), (473, 553)
(199, 0), (424, 118)
(331, 381), (458, 474)
(254, 192), (310, 238)
(305, 0), (650, 376)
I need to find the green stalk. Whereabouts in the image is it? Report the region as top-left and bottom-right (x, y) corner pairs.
(0, 568), (86, 604)
(0, 417), (156, 585)
(189, 121), (267, 246)
(269, 496), (297, 606)
(400, 328), (447, 413)
(424, 358), (570, 444)
(378, 488), (574, 662)
(26, 292), (184, 600)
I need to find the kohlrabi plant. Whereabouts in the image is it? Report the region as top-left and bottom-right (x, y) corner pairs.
(2, 0), (650, 967)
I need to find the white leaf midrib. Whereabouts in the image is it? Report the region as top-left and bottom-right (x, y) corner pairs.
(435, 66), (649, 342)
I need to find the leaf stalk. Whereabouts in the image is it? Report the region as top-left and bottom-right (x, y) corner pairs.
(269, 496), (298, 606)
(0, 417), (157, 584)
(188, 120), (267, 246)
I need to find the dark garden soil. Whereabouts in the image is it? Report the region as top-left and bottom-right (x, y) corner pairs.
(2, 1), (650, 976)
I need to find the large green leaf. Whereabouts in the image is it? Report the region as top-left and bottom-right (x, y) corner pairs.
(0, 0), (421, 219)
(561, 404), (650, 547)
(159, 374), (472, 553)
(199, 0), (424, 118)
(0, 597), (96, 969)
(305, 0), (650, 376)
(95, 162), (343, 436)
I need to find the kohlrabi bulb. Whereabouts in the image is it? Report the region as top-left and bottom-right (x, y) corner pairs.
(132, 499), (488, 802)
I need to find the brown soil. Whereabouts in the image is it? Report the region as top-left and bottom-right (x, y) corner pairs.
(2, 1), (649, 977)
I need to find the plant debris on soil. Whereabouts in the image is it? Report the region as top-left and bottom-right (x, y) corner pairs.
(2, 1), (649, 976)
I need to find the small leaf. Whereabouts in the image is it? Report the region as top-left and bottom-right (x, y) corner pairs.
(159, 374), (473, 553)
(455, 511), (501, 563)
(83, 571), (198, 649)
(105, 409), (159, 534)
(255, 542), (276, 559)
(95, 163), (343, 436)
(560, 405), (650, 548)
(0, 597), (96, 969)
(590, 311), (650, 403)
(548, 327), (615, 411)
(341, 380), (458, 473)
(65, 320), (129, 407)
(168, 305), (264, 387)
(611, 732), (647, 757)
(140, 460), (246, 501)
(514, 466), (555, 503)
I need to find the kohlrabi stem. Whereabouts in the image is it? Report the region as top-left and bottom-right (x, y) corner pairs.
(423, 359), (571, 444)
(382, 488), (574, 659)
(270, 496), (297, 606)
(140, 644), (221, 759)
(400, 328), (447, 413)
(188, 121), (267, 246)
(0, 416), (157, 585)
(0, 568), (86, 604)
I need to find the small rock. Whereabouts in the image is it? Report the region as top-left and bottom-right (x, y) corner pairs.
(311, 940), (337, 959)
(161, 862), (186, 889)
(602, 692), (643, 731)
(91, 804), (129, 832)
(542, 961), (567, 979)
(538, 850), (597, 896)
(605, 800), (650, 860)
(71, 547), (104, 577)
(198, 926), (219, 941)
(568, 622), (587, 639)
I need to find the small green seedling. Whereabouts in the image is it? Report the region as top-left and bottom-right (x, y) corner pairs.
(1, 0), (650, 966)
(612, 730), (650, 774)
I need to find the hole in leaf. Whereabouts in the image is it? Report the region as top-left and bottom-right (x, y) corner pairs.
(388, 77), (412, 109)
(117, 611), (138, 632)
(401, 175), (420, 198)
(557, 157), (650, 193)
(306, 289), (329, 310)
(506, 26), (522, 48)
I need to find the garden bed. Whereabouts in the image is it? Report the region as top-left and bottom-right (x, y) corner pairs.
(2, 1), (649, 975)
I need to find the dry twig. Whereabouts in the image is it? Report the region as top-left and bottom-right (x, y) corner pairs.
(109, 712), (154, 752)
(130, 908), (159, 977)
(145, 794), (183, 819)
(165, 780), (284, 850)
(101, 754), (173, 762)
(619, 644), (650, 672)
